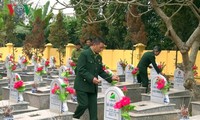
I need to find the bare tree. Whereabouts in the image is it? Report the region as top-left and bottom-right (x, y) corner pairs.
(55, 0), (200, 96)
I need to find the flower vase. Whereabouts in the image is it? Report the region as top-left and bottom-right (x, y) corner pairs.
(3, 116), (14, 120)
(163, 94), (170, 104)
(18, 92), (24, 102)
(62, 101), (68, 112)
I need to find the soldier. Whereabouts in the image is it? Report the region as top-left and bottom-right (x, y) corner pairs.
(73, 38), (119, 120)
(83, 38), (92, 50)
(71, 41), (83, 64)
(137, 45), (162, 93)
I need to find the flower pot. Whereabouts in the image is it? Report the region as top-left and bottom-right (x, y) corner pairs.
(3, 116), (13, 120)
(62, 101), (68, 112)
(18, 92), (24, 102)
(163, 94), (170, 104)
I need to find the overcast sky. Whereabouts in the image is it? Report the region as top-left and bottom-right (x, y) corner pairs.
(28, 0), (74, 15)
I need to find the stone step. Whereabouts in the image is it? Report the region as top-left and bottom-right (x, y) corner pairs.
(130, 109), (180, 120)
(0, 100), (29, 110)
(191, 101), (200, 116)
(132, 101), (176, 114)
(13, 109), (73, 120)
(190, 115), (200, 120)
(2, 81), (47, 100)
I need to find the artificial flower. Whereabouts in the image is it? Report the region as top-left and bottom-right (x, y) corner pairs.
(131, 67), (139, 76)
(45, 60), (50, 67)
(156, 76), (170, 95)
(14, 75), (25, 92)
(36, 66), (47, 76)
(61, 68), (73, 78)
(192, 65), (198, 77)
(114, 96), (135, 120)
(69, 60), (76, 70)
(22, 58), (29, 65)
(9, 62), (16, 71)
(119, 59), (128, 71)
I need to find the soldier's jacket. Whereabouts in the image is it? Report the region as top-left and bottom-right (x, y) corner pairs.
(74, 48), (112, 93)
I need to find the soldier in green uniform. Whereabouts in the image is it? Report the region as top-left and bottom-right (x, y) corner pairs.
(83, 38), (92, 50)
(137, 46), (162, 93)
(73, 38), (119, 120)
(71, 41), (83, 64)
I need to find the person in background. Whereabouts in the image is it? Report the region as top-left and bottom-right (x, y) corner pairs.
(83, 38), (92, 50)
(71, 41), (83, 64)
(73, 37), (120, 120)
(137, 45), (162, 93)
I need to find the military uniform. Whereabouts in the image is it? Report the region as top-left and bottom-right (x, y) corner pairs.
(73, 48), (112, 120)
(137, 51), (161, 92)
(83, 45), (90, 50)
(71, 48), (83, 64)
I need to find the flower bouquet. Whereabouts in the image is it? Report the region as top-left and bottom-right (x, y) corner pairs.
(51, 83), (75, 102)
(102, 64), (117, 85)
(36, 66), (47, 76)
(119, 59), (128, 71)
(22, 58), (29, 66)
(8, 62), (17, 71)
(157, 62), (166, 72)
(192, 65), (198, 76)
(69, 60), (76, 70)
(61, 68), (73, 78)
(14, 75), (25, 93)
(45, 60), (50, 67)
(131, 67), (139, 76)
(114, 96), (135, 120)
(156, 76), (170, 94)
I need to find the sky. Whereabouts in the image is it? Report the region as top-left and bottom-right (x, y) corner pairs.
(27, 0), (75, 16)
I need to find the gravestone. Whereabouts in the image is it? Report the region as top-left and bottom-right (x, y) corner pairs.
(66, 58), (75, 75)
(104, 86), (124, 120)
(59, 65), (68, 79)
(149, 64), (159, 81)
(19, 55), (27, 70)
(116, 62), (124, 75)
(9, 73), (24, 103)
(34, 64), (44, 84)
(50, 78), (67, 113)
(174, 68), (185, 90)
(31, 54), (37, 65)
(49, 56), (56, 68)
(150, 74), (168, 104)
(125, 64), (137, 83)
(100, 76), (112, 93)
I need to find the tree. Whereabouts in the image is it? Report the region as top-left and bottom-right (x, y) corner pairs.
(23, 17), (45, 59)
(48, 11), (68, 66)
(58, 0), (200, 96)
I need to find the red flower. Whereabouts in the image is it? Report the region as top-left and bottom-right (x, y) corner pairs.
(192, 65), (198, 70)
(12, 64), (17, 71)
(45, 60), (50, 67)
(69, 61), (76, 67)
(122, 86), (127, 93)
(37, 67), (43, 72)
(22, 59), (27, 64)
(51, 86), (60, 94)
(64, 78), (69, 84)
(121, 96), (131, 107)
(66, 87), (75, 94)
(114, 101), (123, 109)
(14, 80), (23, 89)
(156, 78), (165, 89)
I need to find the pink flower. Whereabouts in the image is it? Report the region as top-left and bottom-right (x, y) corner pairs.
(45, 60), (50, 67)
(14, 80), (24, 89)
(37, 67), (43, 72)
(66, 87), (75, 94)
(64, 78), (69, 84)
(156, 78), (165, 89)
(122, 86), (127, 93)
(131, 67), (139, 76)
(121, 96), (131, 107)
(51, 86), (60, 94)
(114, 101), (123, 109)
(192, 65), (198, 70)
(69, 61), (76, 67)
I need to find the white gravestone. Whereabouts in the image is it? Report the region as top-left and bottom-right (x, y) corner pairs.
(125, 64), (137, 83)
(7, 61), (13, 80)
(100, 76), (112, 93)
(31, 54), (37, 65)
(34, 64), (43, 84)
(104, 86), (125, 120)
(19, 56), (27, 70)
(18, 55), (23, 67)
(116, 62), (124, 75)
(50, 78), (67, 113)
(150, 64), (159, 81)
(49, 56), (56, 68)
(59, 66), (68, 79)
(40, 58), (49, 72)
(174, 68), (185, 90)
(66, 58), (75, 75)
(150, 74), (168, 104)
(9, 73), (20, 103)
